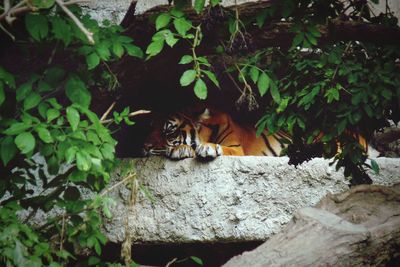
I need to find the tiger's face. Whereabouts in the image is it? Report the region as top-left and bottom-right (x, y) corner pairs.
(142, 114), (201, 157)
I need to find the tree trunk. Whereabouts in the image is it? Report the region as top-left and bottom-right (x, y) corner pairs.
(223, 184), (400, 266)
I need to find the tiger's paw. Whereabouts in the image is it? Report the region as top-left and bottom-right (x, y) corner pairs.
(166, 145), (196, 160)
(195, 143), (223, 158)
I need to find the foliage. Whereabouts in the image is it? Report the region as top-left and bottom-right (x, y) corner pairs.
(145, 0), (399, 184)
(148, 4), (220, 99)
(0, 0), (142, 265)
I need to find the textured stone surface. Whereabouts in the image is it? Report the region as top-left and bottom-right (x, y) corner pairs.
(102, 157), (400, 243)
(81, 0), (132, 24)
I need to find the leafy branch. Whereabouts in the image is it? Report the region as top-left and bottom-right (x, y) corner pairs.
(1, 0), (94, 44)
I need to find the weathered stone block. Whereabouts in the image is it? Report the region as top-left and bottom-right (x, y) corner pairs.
(103, 157), (400, 243)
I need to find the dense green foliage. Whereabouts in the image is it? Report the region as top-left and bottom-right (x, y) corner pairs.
(147, 0), (399, 184)
(0, 0), (399, 265)
(0, 1), (142, 266)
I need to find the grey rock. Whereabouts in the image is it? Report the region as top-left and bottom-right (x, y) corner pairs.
(102, 156), (400, 243)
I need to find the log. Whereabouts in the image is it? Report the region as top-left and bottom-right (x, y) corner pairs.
(223, 184), (400, 266)
(121, 0), (400, 51)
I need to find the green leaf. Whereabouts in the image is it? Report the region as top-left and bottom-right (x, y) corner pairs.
(1, 136), (17, 165)
(112, 42), (124, 58)
(194, 78), (207, 99)
(51, 16), (72, 46)
(305, 33), (317, 46)
(68, 170), (88, 183)
(179, 55), (193, 64)
(146, 40), (164, 57)
(180, 69), (197, 86)
(308, 25), (321, 37)
(270, 81), (281, 103)
(292, 33), (304, 47)
(46, 108), (60, 122)
(117, 35), (133, 43)
(65, 146), (77, 163)
(38, 103), (49, 119)
(194, 0), (206, 14)
(96, 42), (111, 60)
(190, 256), (204, 265)
(23, 92), (41, 111)
(124, 44), (144, 58)
(257, 72), (270, 96)
(173, 18), (192, 36)
(35, 126), (53, 143)
(32, 0), (55, 8)
(203, 70), (219, 88)
(94, 239), (101, 255)
(66, 106), (80, 131)
(276, 97), (289, 113)
(297, 117), (305, 130)
(381, 89), (392, 100)
(86, 53), (100, 70)
(156, 13), (171, 30)
(76, 151), (91, 171)
(65, 77), (91, 108)
(165, 31), (179, 47)
(15, 132), (36, 154)
(210, 0), (220, 6)
(25, 14), (49, 41)
(171, 8), (184, 18)
(88, 256), (101, 266)
(0, 67), (16, 88)
(16, 83), (32, 103)
(100, 143), (115, 160)
(370, 159), (380, 174)
(250, 67), (260, 83)
(47, 98), (62, 109)
(3, 122), (31, 135)
(325, 88), (340, 103)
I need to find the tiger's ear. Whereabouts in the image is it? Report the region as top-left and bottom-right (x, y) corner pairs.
(198, 108), (211, 121)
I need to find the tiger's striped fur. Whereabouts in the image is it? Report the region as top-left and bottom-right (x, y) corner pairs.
(142, 108), (291, 159)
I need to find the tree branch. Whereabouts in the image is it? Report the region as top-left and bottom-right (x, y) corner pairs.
(100, 109), (151, 124)
(0, 0), (89, 22)
(55, 0), (94, 44)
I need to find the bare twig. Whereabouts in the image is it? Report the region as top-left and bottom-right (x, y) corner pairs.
(0, 0), (90, 23)
(100, 109), (151, 124)
(55, 0), (94, 44)
(120, 172), (138, 267)
(64, 0), (90, 5)
(59, 212), (67, 261)
(0, 22), (15, 40)
(166, 258), (178, 267)
(100, 101), (117, 121)
(99, 172), (135, 197)
(331, 41), (352, 82)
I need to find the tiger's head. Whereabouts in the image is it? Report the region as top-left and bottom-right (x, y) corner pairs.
(142, 109), (210, 157)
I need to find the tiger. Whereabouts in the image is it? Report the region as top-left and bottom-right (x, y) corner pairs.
(142, 107), (292, 159)
(142, 107), (379, 160)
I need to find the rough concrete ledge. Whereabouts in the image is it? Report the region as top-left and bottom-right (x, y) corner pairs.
(103, 157), (400, 243)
